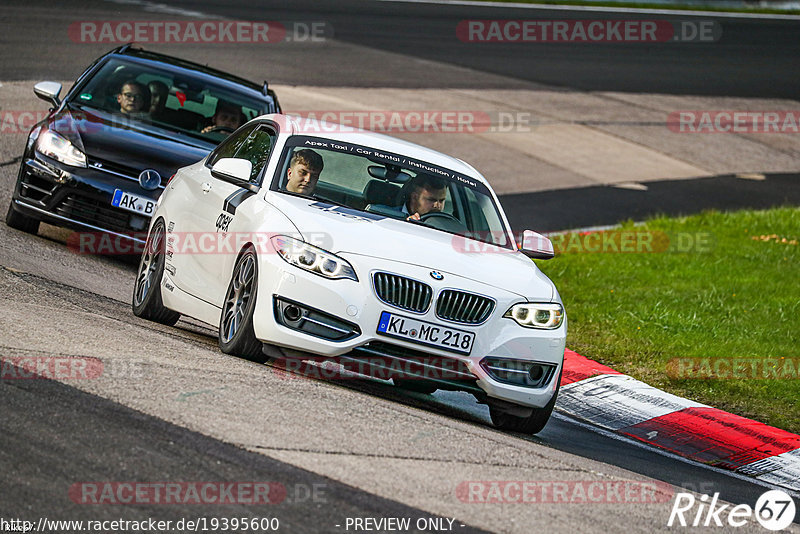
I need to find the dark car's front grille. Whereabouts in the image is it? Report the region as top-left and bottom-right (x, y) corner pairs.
(373, 272), (432, 313)
(88, 157), (167, 187)
(435, 290), (495, 324)
(54, 194), (139, 234)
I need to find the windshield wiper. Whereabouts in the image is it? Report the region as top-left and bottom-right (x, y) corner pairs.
(309, 194), (349, 209)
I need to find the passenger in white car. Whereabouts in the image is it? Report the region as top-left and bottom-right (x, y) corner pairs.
(285, 149), (324, 195)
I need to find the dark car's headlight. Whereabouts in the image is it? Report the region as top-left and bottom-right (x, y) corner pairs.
(36, 129), (86, 167)
(504, 303), (564, 329)
(271, 235), (357, 281)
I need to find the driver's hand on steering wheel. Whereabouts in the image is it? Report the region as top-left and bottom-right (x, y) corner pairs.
(407, 212), (421, 221)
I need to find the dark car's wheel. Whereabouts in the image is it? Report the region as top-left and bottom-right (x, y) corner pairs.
(393, 378), (438, 394)
(5, 202), (40, 234)
(489, 369), (562, 435)
(132, 219), (180, 326)
(219, 247), (265, 362)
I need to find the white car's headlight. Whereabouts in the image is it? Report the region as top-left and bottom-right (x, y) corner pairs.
(504, 303), (564, 329)
(36, 129), (87, 167)
(271, 235), (357, 281)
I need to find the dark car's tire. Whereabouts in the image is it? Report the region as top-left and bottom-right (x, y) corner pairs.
(218, 247), (266, 363)
(393, 378), (438, 394)
(5, 202), (40, 234)
(132, 219), (180, 326)
(489, 369), (562, 435)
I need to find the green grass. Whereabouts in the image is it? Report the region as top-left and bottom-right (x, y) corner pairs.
(477, 0), (800, 16)
(537, 207), (800, 434)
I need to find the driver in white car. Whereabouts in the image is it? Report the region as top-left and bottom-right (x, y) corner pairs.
(403, 174), (447, 220)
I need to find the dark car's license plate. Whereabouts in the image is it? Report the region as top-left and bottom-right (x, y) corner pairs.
(112, 189), (156, 216)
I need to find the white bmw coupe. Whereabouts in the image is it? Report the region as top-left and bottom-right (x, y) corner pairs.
(133, 114), (566, 434)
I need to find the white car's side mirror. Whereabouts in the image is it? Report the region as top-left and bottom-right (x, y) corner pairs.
(211, 158), (253, 183)
(34, 81), (62, 108)
(519, 230), (555, 259)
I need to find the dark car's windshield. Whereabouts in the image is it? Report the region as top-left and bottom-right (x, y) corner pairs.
(73, 58), (269, 141)
(271, 136), (513, 249)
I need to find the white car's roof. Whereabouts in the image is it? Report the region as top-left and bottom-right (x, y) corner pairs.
(257, 113), (487, 186)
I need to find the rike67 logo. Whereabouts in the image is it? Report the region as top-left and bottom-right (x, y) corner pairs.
(668, 490), (796, 531)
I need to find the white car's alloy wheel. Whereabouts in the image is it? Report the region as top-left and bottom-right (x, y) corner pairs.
(218, 247), (266, 362)
(132, 219), (180, 326)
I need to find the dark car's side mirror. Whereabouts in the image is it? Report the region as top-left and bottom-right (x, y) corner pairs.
(519, 229), (555, 259)
(211, 158), (260, 193)
(34, 81), (62, 108)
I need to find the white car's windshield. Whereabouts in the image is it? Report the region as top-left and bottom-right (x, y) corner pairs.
(273, 136), (513, 249)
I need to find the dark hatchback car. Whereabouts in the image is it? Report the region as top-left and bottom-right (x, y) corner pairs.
(6, 45), (281, 242)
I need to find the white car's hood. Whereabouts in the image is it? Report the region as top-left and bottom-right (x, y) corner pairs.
(267, 194), (555, 301)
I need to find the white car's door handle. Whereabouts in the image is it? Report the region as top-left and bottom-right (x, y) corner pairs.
(201, 182), (212, 193)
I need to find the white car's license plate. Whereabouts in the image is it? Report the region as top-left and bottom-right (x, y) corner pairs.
(377, 311), (474, 355)
(111, 189), (156, 216)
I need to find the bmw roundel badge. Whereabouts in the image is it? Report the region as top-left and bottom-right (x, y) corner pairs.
(430, 271), (444, 281)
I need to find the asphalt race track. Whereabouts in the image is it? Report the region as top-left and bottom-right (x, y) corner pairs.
(1, 0), (798, 532)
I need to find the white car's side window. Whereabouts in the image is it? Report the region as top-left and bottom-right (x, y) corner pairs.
(208, 124), (276, 183)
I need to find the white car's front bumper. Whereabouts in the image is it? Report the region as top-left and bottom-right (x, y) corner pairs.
(251, 253), (566, 409)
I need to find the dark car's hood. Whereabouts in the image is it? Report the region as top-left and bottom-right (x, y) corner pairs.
(52, 105), (214, 179)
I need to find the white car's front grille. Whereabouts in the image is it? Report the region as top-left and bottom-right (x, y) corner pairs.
(436, 289), (495, 325)
(373, 272), (432, 313)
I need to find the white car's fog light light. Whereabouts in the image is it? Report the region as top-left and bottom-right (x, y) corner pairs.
(274, 297), (361, 341)
(504, 303), (564, 329)
(481, 357), (557, 388)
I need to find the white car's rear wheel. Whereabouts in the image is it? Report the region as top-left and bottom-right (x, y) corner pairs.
(219, 247), (266, 362)
(132, 219), (180, 326)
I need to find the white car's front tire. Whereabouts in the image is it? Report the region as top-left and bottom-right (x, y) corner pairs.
(132, 219), (180, 326)
(489, 369), (561, 435)
(219, 246), (266, 363)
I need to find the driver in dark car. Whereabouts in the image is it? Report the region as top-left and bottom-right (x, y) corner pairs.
(403, 174), (447, 220)
(201, 100), (244, 134)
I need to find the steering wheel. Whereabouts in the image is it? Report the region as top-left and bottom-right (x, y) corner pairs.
(419, 211), (467, 232)
(204, 126), (235, 134)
